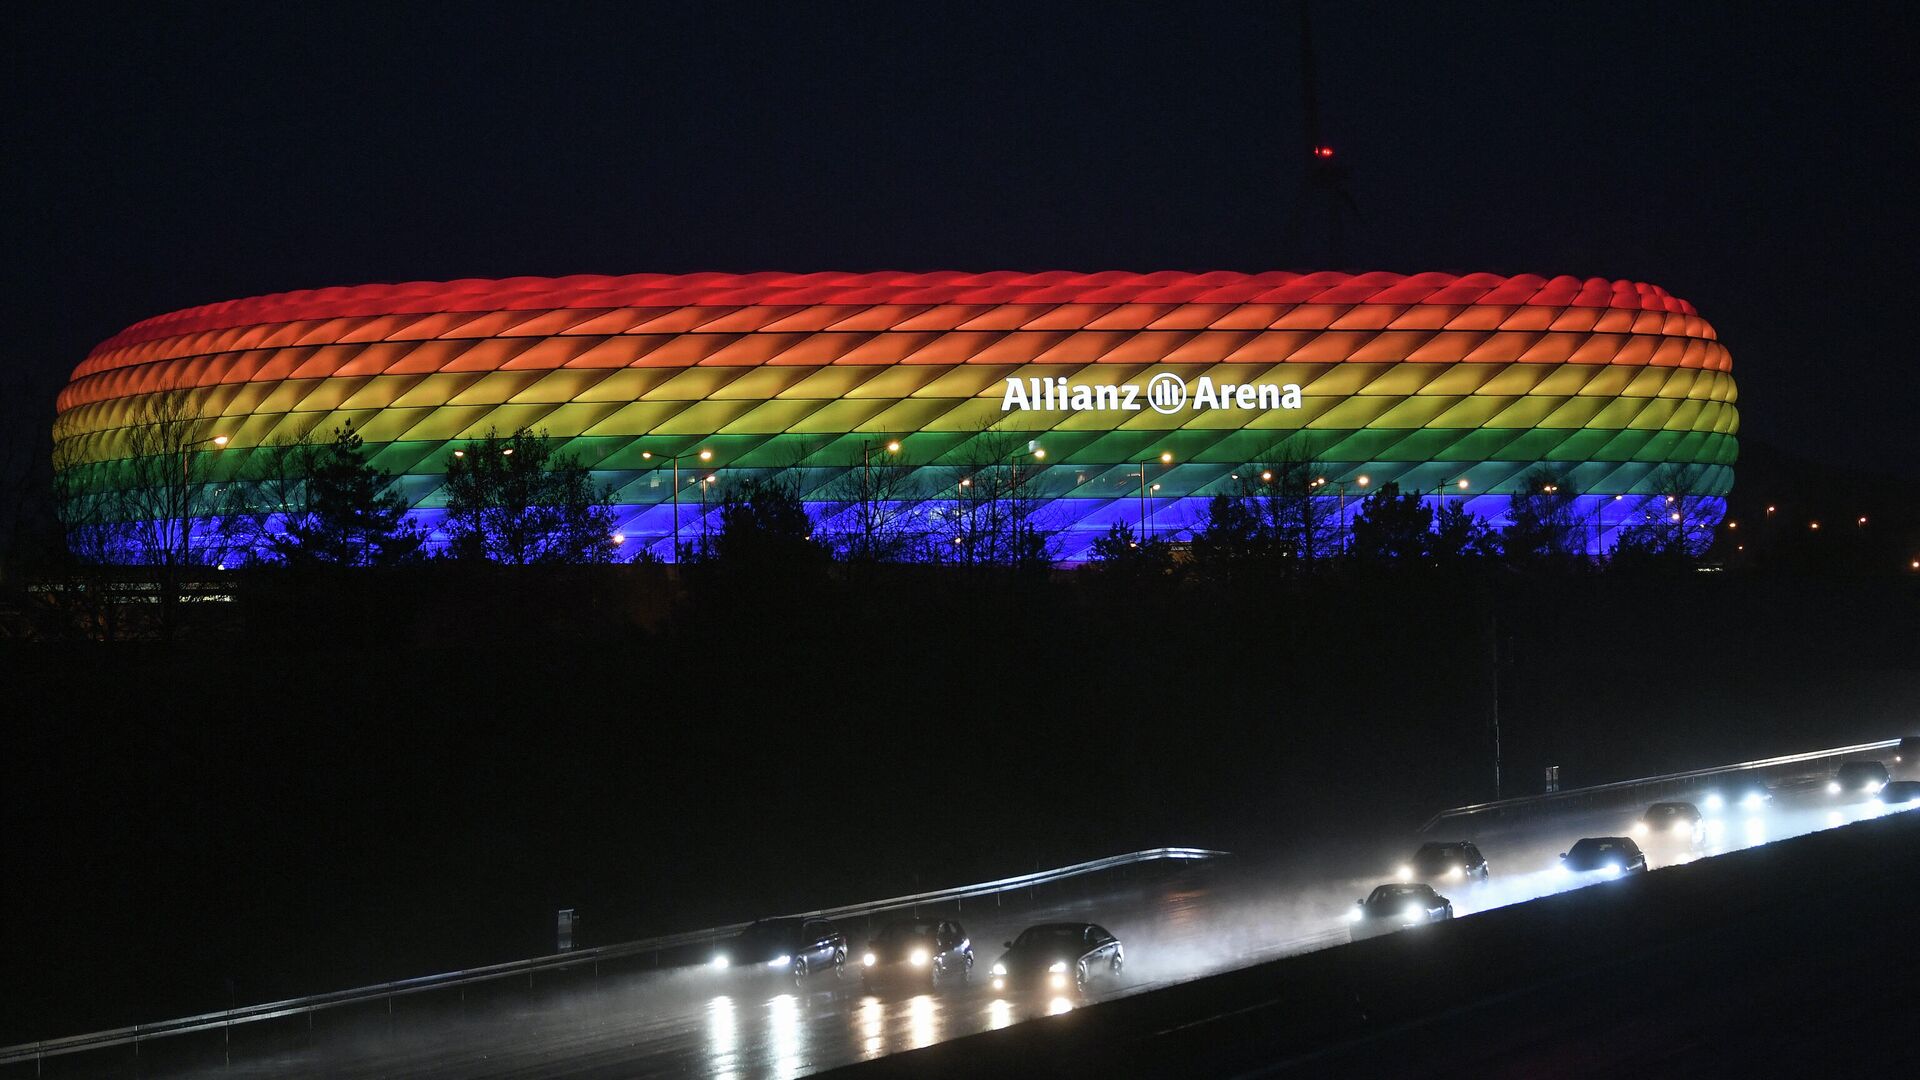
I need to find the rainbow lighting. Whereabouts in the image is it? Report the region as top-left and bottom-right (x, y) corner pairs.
(53, 271), (1737, 562)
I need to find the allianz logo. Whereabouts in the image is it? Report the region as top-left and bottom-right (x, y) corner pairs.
(1000, 374), (1304, 415)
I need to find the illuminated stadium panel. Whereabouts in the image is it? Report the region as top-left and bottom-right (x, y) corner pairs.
(53, 270), (1737, 562)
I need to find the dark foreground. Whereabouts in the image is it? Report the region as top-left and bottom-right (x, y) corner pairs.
(831, 806), (1920, 1078)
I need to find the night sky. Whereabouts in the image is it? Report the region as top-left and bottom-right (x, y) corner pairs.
(6, 2), (1915, 471)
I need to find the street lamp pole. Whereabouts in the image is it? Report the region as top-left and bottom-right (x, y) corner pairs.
(859, 438), (902, 559)
(182, 433), (230, 482)
(1311, 474), (1370, 552)
(1133, 451), (1173, 539)
(1009, 444), (1045, 490)
(179, 433), (230, 559)
(642, 448), (711, 562)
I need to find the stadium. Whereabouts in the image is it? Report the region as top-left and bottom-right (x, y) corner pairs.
(52, 270), (1737, 562)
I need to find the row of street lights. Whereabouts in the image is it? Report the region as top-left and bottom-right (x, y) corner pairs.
(189, 435), (1839, 567)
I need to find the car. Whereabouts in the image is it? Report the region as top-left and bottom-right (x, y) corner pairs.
(710, 917), (847, 986)
(860, 918), (973, 991)
(988, 923), (1123, 996)
(1397, 841), (1489, 885)
(1701, 777), (1772, 813)
(1633, 802), (1704, 845)
(1829, 761), (1890, 800)
(1557, 837), (1648, 877)
(1348, 883), (1454, 941)
(1872, 780), (1920, 808)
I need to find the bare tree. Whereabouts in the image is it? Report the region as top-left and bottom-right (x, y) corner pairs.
(1211, 436), (1341, 568)
(51, 391), (251, 635)
(1503, 466), (1582, 566)
(1610, 463), (1718, 565)
(929, 427), (1052, 569)
(821, 438), (928, 563)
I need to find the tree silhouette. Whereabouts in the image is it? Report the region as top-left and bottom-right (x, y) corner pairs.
(1348, 481), (1431, 562)
(1088, 522), (1174, 578)
(1431, 500), (1501, 565)
(268, 421), (422, 567)
(442, 428), (615, 565)
(1503, 469), (1581, 567)
(709, 474), (828, 571)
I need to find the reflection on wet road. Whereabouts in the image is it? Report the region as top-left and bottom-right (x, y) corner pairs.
(187, 787), (1916, 1079)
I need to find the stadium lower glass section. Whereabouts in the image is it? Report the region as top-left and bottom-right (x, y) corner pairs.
(53, 271), (1736, 563)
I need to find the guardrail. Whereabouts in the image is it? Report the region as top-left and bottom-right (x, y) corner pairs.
(0, 845), (1223, 1072)
(1420, 739), (1902, 833)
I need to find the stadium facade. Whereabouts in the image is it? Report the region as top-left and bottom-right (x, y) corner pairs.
(53, 271), (1737, 562)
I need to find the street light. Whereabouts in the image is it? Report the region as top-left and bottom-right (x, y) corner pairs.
(641, 448), (713, 561)
(1309, 474), (1370, 551)
(1007, 445), (1045, 502)
(1435, 476), (1469, 512)
(174, 434), (231, 563)
(856, 437), (904, 558)
(182, 433), (230, 481)
(1132, 451), (1174, 539)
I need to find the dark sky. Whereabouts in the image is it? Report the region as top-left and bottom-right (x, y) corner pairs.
(6, 2), (1915, 469)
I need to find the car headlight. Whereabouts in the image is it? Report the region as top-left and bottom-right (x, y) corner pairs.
(1703, 793), (1724, 811)
(1400, 905), (1421, 922)
(1396, 865), (1413, 882)
(1671, 820), (1692, 836)
(769, 955), (790, 968)
(1828, 781), (1842, 794)
(910, 948), (929, 967)
(1346, 907), (1364, 923)
(711, 954), (729, 969)
(1868, 781), (1885, 793)
(1741, 792), (1764, 810)
(990, 963), (1006, 976)
(1632, 822), (1648, 836)
(862, 952), (876, 967)
(1048, 961), (1068, 973)
(1600, 864), (1620, 877)
(1049, 972), (1067, 989)
(1444, 866), (1463, 880)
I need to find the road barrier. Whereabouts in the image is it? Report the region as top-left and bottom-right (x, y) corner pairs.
(1420, 739), (1902, 833)
(0, 846), (1223, 1072)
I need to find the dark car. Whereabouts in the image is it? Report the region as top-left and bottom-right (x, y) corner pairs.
(711, 917), (847, 986)
(989, 923), (1123, 995)
(1873, 780), (1920, 808)
(861, 918), (973, 991)
(1701, 776), (1772, 813)
(1634, 802), (1703, 845)
(1398, 841), (1488, 885)
(1558, 837), (1648, 877)
(1348, 883), (1454, 941)
(1830, 761), (1890, 800)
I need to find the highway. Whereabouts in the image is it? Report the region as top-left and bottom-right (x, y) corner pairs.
(89, 758), (1908, 1080)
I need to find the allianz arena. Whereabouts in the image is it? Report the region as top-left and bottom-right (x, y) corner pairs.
(53, 271), (1737, 562)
